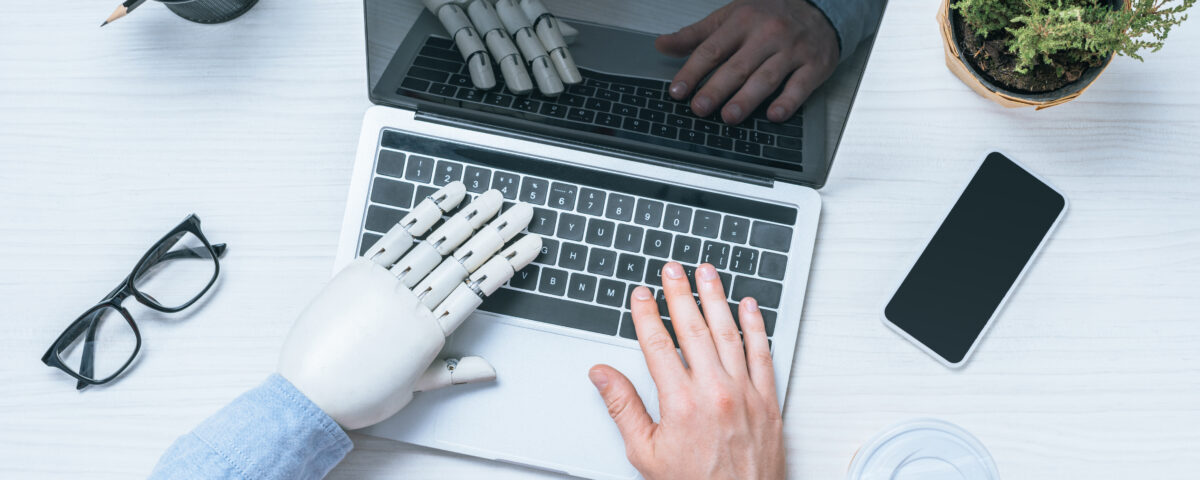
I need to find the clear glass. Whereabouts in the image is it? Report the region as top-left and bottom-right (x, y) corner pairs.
(132, 231), (217, 310)
(56, 305), (138, 382)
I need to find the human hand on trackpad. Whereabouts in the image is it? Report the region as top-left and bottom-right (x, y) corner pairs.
(589, 261), (786, 479)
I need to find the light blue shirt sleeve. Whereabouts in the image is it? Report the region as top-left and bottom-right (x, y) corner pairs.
(808, 0), (889, 62)
(149, 374), (354, 480)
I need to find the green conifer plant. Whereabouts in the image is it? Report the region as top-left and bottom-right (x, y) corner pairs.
(953, 0), (1194, 79)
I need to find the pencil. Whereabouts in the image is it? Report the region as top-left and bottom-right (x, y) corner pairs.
(101, 0), (149, 27)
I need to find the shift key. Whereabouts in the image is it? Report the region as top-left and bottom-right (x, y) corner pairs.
(730, 276), (782, 309)
(482, 288), (620, 336)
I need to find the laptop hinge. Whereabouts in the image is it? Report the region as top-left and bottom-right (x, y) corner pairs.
(413, 110), (776, 188)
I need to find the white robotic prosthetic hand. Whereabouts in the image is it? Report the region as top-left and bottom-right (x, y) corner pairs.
(423, 0), (581, 96)
(278, 182), (541, 430)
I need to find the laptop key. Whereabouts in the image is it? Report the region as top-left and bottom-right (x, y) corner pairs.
(577, 188), (606, 215)
(663, 205), (692, 233)
(558, 93), (587, 108)
(519, 176), (549, 205)
(700, 241), (731, 269)
(536, 238), (559, 265)
(706, 135), (734, 150)
(719, 272), (733, 292)
(616, 254), (645, 282)
(586, 248), (617, 276)
(749, 131), (775, 146)
(728, 303), (776, 336)
(529, 207), (557, 235)
(514, 98), (540, 113)
(585, 98), (612, 111)
(650, 123), (678, 139)
(540, 103), (567, 118)
(696, 120), (722, 135)
(692, 210), (721, 238)
(756, 120), (802, 137)
(360, 233), (383, 257)
(647, 99), (672, 112)
(567, 84), (596, 96)
(721, 215), (750, 244)
(613, 104), (637, 117)
(734, 141), (761, 156)
(556, 214), (586, 241)
(547, 182), (578, 210)
(731, 275), (783, 309)
(596, 279), (626, 307)
(371, 177), (415, 209)
(558, 242), (588, 271)
(376, 150), (406, 178)
(405, 155), (436, 183)
(644, 258), (667, 287)
(639, 109), (666, 123)
(749, 221), (792, 252)
(511, 265), (539, 290)
(729, 247), (758, 275)
(448, 74), (472, 87)
(585, 218), (616, 247)
(620, 94), (646, 108)
(567, 273), (599, 302)
(634, 199), (664, 227)
(402, 76), (432, 91)
(415, 185), (439, 204)
(463, 166), (491, 193)
(365, 205), (408, 233)
(643, 229), (672, 257)
(758, 251), (787, 281)
(596, 88), (620, 101)
(413, 55), (460, 73)
(433, 160), (463, 186)
(483, 288), (620, 336)
(455, 88), (484, 102)
(667, 114), (693, 130)
(568, 108), (596, 123)
(679, 129), (704, 145)
(428, 83), (456, 97)
(622, 117), (650, 133)
(605, 193), (635, 222)
(637, 87), (660, 99)
(595, 113), (622, 128)
(490, 171), (520, 199)
(538, 268), (569, 296)
(671, 236), (701, 264)
(614, 224), (644, 252)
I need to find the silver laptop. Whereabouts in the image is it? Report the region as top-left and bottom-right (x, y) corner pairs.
(335, 4), (876, 479)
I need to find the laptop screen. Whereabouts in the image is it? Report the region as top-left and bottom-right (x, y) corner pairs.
(363, 1), (883, 186)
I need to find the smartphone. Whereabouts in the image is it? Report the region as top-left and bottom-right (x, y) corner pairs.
(882, 152), (1068, 367)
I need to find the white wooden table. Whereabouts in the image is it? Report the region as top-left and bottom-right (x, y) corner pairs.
(2, 1), (1198, 478)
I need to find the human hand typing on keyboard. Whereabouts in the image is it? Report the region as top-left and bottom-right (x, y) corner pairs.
(277, 182), (541, 429)
(423, 0), (582, 97)
(657, 0), (840, 125)
(589, 262), (786, 479)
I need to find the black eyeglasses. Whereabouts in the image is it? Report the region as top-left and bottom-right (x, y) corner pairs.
(42, 214), (227, 390)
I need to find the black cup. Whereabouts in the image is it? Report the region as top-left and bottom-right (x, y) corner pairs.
(160, 0), (259, 24)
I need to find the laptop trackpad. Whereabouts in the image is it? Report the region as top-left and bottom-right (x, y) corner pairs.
(363, 316), (658, 479)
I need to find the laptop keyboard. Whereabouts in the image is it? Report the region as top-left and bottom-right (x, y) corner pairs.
(395, 36), (807, 172)
(358, 129), (796, 348)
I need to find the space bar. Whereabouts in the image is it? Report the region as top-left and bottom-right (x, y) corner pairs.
(481, 289), (621, 336)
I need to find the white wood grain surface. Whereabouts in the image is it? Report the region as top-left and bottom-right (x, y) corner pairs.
(1, 1), (1198, 478)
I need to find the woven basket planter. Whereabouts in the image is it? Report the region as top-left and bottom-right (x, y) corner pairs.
(937, 0), (1123, 109)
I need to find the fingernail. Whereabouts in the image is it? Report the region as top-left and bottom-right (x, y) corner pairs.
(743, 297), (759, 312)
(725, 104), (743, 123)
(633, 286), (652, 300)
(771, 106), (786, 121)
(697, 264), (718, 280)
(664, 262), (685, 279)
(670, 81), (688, 98)
(694, 96), (712, 115)
(589, 368), (609, 391)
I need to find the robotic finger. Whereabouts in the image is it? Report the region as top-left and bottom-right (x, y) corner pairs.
(433, 234), (541, 335)
(495, 0), (564, 96)
(362, 182), (466, 267)
(424, 0), (496, 90)
(389, 189), (503, 286)
(414, 203), (533, 309)
(519, 0), (582, 85)
(413, 356), (497, 392)
(466, 0), (534, 94)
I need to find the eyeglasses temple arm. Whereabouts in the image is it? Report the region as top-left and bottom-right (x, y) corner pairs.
(74, 311), (103, 390)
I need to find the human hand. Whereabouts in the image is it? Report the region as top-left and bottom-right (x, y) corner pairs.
(424, 0), (582, 96)
(277, 182), (541, 430)
(589, 262), (786, 479)
(657, 0), (839, 125)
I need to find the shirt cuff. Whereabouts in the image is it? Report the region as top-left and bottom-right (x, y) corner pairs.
(190, 374), (353, 480)
(808, 0), (885, 63)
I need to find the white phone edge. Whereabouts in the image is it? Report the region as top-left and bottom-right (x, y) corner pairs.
(879, 150), (1071, 369)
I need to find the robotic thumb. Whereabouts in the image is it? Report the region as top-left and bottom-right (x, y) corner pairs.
(414, 356), (497, 392)
(559, 21), (578, 44)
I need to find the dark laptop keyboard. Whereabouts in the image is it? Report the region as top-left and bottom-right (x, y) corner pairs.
(396, 36), (806, 172)
(359, 129), (796, 348)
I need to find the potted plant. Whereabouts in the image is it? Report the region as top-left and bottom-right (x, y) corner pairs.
(937, 0), (1195, 109)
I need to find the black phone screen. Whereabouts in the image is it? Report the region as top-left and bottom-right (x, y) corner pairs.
(884, 152), (1066, 364)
